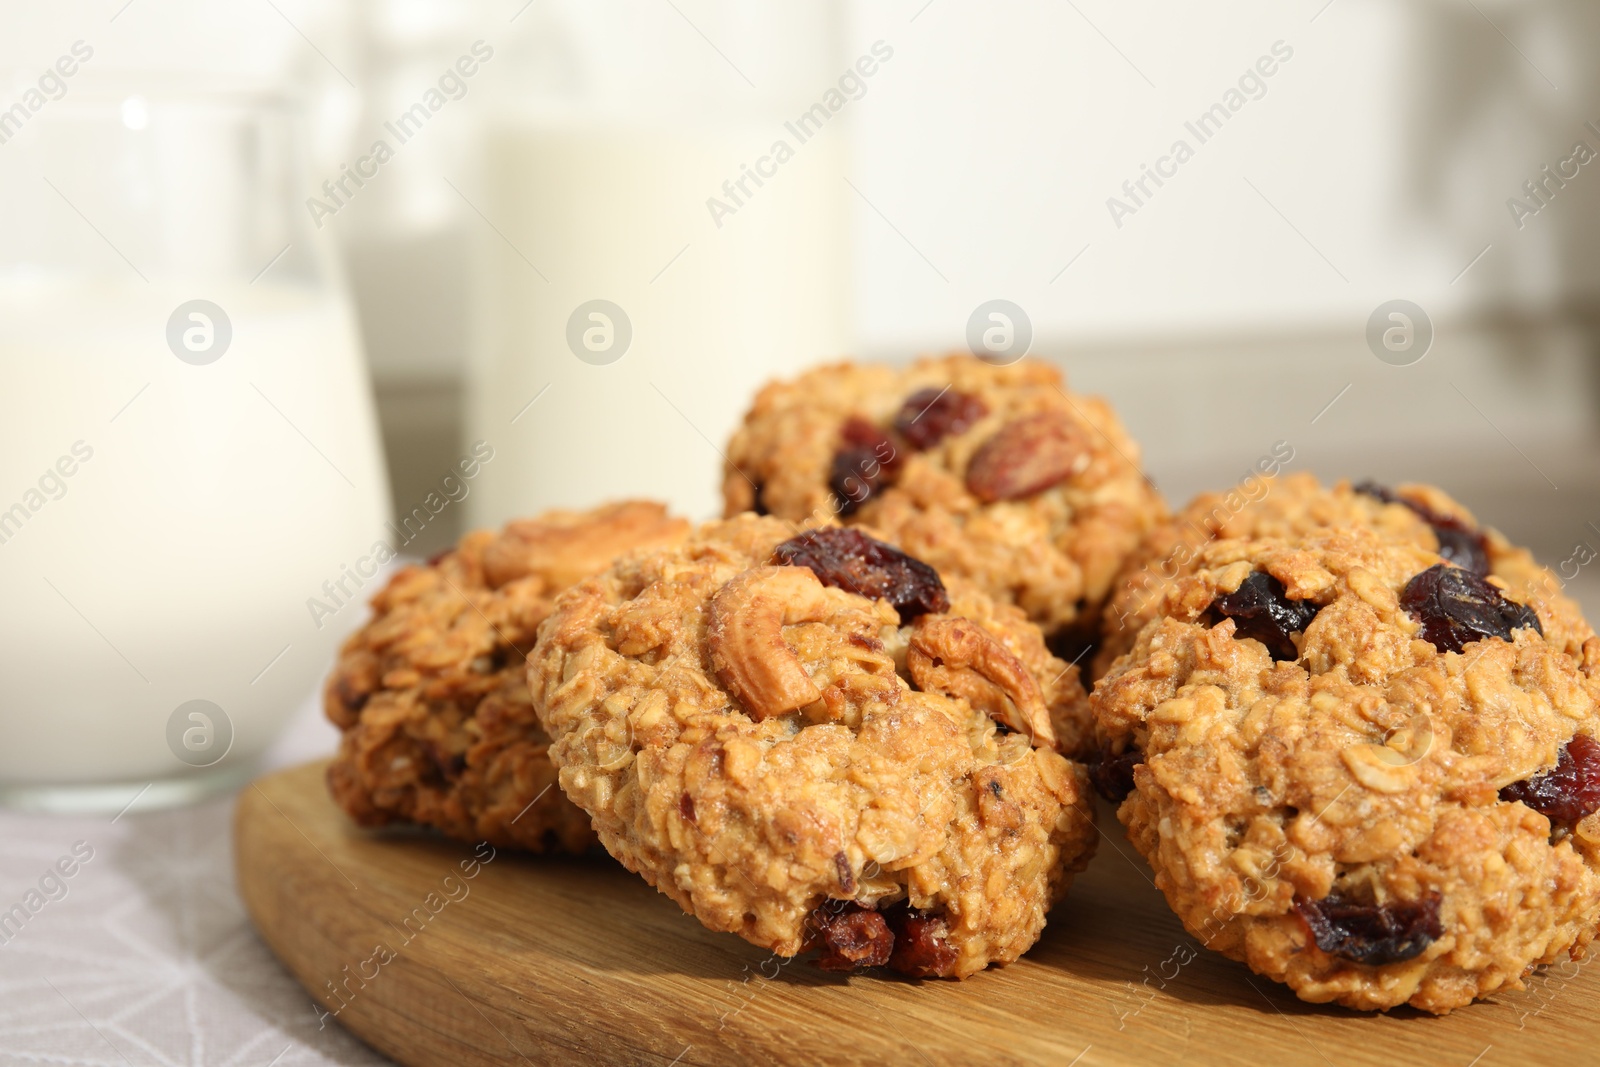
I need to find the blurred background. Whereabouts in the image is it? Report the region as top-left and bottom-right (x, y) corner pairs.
(3, 0), (1598, 783)
(3, 1), (1600, 1061)
(9, 0), (1597, 553)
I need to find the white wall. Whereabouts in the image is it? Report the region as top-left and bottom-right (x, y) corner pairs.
(847, 0), (1600, 345)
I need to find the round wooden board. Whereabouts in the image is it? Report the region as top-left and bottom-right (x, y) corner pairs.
(237, 761), (1598, 1066)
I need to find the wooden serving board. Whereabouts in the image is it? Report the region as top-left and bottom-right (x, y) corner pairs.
(236, 761), (1599, 1066)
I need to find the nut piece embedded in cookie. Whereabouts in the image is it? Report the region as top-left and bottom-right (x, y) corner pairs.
(529, 514), (1098, 978)
(483, 499), (691, 590)
(324, 500), (689, 852)
(722, 355), (1167, 647)
(1096, 472), (1596, 679)
(908, 615), (1054, 748)
(1091, 524), (1600, 1014)
(965, 411), (1091, 504)
(707, 565), (832, 720)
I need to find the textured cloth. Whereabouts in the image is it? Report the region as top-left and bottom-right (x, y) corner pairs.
(0, 696), (391, 1067)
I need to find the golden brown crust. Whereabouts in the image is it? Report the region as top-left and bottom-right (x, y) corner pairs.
(324, 501), (690, 852)
(1091, 526), (1600, 1013)
(722, 355), (1167, 642)
(528, 515), (1098, 977)
(1096, 474), (1597, 679)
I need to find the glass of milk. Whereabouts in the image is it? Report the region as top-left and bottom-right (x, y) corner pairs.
(0, 82), (390, 811)
(464, 0), (851, 525)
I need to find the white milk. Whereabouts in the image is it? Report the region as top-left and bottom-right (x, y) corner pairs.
(0, 277), (389, 793)
(464, 119), (850, 525)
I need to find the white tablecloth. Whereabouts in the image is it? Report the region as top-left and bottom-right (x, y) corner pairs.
(0, 696), (392, 1067)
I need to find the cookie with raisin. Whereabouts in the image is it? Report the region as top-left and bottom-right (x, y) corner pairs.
(528, 516), (1097, 977)
(722, 355), (1167, 658)
(1091, 525), (1600, 1013)
(1096, 473), (1597, 679)
(325, 501), (690, 852)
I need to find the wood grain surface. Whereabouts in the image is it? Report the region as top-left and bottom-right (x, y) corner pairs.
(236, 760), (1598, 1066)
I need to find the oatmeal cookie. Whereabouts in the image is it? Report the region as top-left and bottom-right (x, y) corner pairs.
(1091, 525), (1600, 1012)
(325, 501), (690, 852)
(722, 355), (1167, 653)
(1096, 473), (1596, 679)
(528, 517), (1097, 977)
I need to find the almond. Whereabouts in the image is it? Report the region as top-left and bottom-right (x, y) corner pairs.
(964, 411), (1091, 503)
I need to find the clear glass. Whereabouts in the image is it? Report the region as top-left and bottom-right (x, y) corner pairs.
(464, 0), (852, 526)
(0, 83), (391, 812)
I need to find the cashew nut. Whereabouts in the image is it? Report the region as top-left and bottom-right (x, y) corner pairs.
(907, 616), (1057, 749)
(706, 566), (832, 721)
(1341, 715), (1436, 795)
(1340, 743), (1416, 795)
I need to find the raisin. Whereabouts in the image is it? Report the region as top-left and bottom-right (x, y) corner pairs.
(893, 387), (988, 451)
(1204, 571), (1318, 662)
(834, 852), (856, 895)
(1355, 482), (1490, 576)
(965, 412), (1091, 503)
(809, 902), (893, 971)
(829, 417), (900, 517)
(883, 906), (960, 978)
(678, 793), (697, 823)
(1090, 749), (1142, 801)
(774, 528), (949, 623)
(1500, 734), (1600, 826)
(1429, 522), (1490, 577)
(751, 483), (769, 517)
(1400, 563), (1542, 654)
(1294, 892), (1443, 966)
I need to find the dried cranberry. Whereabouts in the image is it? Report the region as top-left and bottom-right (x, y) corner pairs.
(774, 528), (949, 623)
(750, 483), (769, 517)
(1428, 522), (1490, 576)
(1355, 482), (1490, 576)
(808, 902), (893, 971)
(893, 387), (988, 451)
(1500, 734), (1600, 827)
(1295, 892), (1443, 966)
(883, 906), (960, 978)
(1400, 563), (1542, 654)
(834, 852), (856, 895)
(830, 452), (882, 517)
(1090, 749), (1142, 801)
(1204, 572), (1319, 661)
(829, 417), (901, 516)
